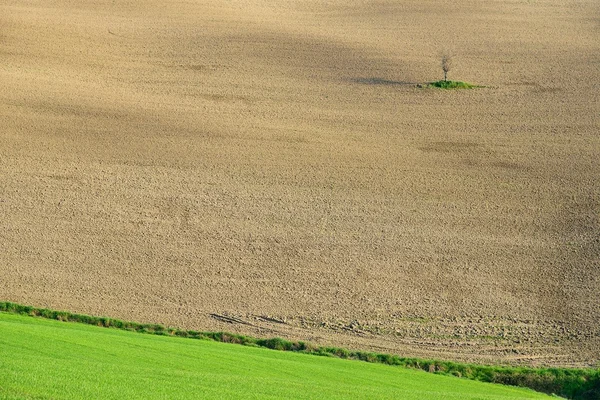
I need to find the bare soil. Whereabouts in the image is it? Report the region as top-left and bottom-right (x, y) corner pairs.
(1, 0), (599, 367)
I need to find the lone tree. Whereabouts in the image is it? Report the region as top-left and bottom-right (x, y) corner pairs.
(441, 53), (453, 81)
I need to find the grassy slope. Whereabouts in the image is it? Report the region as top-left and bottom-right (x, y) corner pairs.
(0, 313), (551, 400)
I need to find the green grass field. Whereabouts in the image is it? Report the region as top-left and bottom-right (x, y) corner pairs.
(0, 313), (552, 400)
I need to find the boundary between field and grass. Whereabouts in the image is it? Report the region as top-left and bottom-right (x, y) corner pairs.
(1, 301), (598, 400)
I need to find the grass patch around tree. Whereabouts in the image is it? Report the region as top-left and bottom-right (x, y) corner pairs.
(426, 80), (480, 89)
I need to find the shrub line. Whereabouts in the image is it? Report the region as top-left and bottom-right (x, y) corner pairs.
(1, 301), (598, 399)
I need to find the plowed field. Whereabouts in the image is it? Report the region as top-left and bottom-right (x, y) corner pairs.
(1, 0), (599, 366)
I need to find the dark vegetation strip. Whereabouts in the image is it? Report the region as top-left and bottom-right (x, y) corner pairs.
(427, 80), (479, 89)
(1, 301), (598, 399)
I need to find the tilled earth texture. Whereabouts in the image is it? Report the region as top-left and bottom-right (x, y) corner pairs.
(1, 0), (599, 367)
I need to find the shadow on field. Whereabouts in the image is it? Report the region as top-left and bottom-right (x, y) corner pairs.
(352, 77), (416, 86)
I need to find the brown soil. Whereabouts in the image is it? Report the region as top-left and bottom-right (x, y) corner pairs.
(1, 0), (599, 367)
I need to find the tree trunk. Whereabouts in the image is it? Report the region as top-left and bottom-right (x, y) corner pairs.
(444, 71), (447, 81)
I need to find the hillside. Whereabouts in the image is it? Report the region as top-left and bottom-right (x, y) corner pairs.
(1, 0), (598, 366)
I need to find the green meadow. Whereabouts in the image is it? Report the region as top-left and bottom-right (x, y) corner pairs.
(0, 312), (552, 400)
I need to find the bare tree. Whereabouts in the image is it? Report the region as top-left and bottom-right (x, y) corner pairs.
(441, 53), (453, 81)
